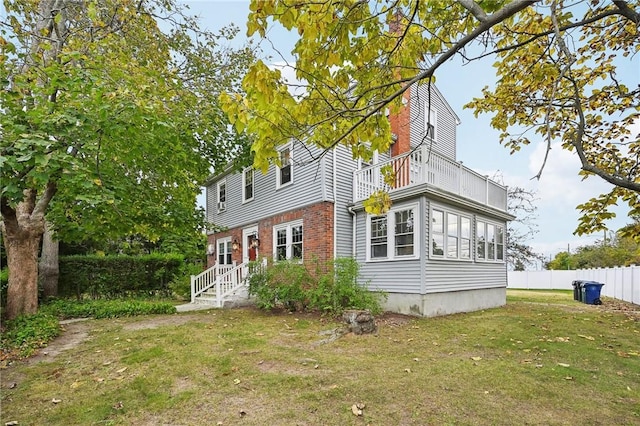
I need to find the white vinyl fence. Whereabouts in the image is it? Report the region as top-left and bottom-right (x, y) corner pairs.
(508, 265), (640, 305)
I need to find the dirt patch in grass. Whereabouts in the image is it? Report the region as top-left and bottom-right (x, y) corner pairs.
(121, 312), (210, 331)
(24, 319), (90, 365)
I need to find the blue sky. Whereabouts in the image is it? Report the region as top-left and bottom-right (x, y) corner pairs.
(188, 0), (638, 265)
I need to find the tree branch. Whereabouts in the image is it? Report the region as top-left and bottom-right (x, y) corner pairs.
(326, 0), (536, 150)
(456, 0), (489, 23)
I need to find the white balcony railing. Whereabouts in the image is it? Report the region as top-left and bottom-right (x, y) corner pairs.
(353, 146), (508, 211)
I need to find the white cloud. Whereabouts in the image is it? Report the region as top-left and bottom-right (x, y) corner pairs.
(527, 141), (615, 207)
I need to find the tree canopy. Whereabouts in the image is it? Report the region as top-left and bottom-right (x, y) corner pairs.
(546, 218), (640, 269)
(0, 0), (253, 318)
(222, 0), (639, 235)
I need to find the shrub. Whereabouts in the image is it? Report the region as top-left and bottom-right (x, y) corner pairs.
(0, 267), (7, 308)
(40, 299), (177, 319)
(311, 258), (386, 315)
(248, 258), (385, 315)
(0, 312), (61, 358)
(169, 262), (206, 300)
(58, 253), (184, 299)
(248, 261), (311, 311)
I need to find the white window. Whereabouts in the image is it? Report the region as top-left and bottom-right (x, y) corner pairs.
(217, 237), (232, 265)
(424, 105), (437, 143)
(277, 144), (293, 188)
(366, 204), (418, 261)
(242, 168), (254, 202)
(273, 220), (303, 261)
(431, 208), (472, 260)
(477, 220), (505, 262)
(217, 180), (226, 213)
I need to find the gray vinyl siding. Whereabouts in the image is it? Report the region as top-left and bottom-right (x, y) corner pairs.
(333, 145), (359, 258)
(410, 83), (458, 160)
(205, 143), (330, 230)
(424, 199), (508, 293)
(355, 198), (425, 294)
(353, 196), (508, 295)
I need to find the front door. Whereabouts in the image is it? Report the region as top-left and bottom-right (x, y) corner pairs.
(243, 226), (259, 264)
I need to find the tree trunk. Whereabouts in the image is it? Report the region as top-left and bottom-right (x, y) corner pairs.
(1, 187), (55, 320)
(39, 221), (59, 299)
(3, 228), (42, 320)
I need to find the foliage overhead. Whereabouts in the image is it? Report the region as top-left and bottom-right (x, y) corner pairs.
(221, 0), (639, 235)
(0, 0), (254, 243)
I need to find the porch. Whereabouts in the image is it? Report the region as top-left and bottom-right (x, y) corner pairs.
(353, 146), (508, 212)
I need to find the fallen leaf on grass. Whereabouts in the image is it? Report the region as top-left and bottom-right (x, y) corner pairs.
(351, 403), (365, 416)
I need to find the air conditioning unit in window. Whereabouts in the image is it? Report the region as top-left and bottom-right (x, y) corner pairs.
(217, 201), (226, 211)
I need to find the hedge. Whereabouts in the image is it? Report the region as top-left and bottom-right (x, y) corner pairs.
(58, 253), (185, 299)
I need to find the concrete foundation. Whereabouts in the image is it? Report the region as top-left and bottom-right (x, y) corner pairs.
(382, 287), (506, 317)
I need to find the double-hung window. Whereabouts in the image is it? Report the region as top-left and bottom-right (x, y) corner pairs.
(217, 238), (232, 265)
(242, 168), (254, 202)
(273, 220), (303, 261)
(367, 204), (418, 261)
(217, 180), (226, 213)
(476, 221), (505, 262)
(425, 105), (437, 142)
(277, 144), (293, 188)
(431, 208), (471, 260)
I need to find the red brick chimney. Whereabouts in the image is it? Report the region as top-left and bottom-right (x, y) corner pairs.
(388, 8), (411, 157)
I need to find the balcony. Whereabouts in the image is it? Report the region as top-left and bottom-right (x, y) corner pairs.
(353, 146), (508, 212)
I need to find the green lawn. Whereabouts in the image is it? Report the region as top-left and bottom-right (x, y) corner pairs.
(1, 290), (639, 425)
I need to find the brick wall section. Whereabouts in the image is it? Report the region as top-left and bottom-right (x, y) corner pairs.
(390, 89), (412, 157)
(207, 201), (334, 267)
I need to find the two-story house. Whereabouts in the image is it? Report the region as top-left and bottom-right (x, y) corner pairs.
(194, 83), (514, 317)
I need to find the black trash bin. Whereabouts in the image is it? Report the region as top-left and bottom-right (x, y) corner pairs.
(583, 281), (604, 305)
(571, 280), (584, 301)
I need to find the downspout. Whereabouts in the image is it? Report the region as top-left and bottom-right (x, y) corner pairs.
(333, 148), (338, 259)
(347, 203), (356, 258)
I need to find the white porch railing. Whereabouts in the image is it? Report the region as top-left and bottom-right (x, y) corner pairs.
(353, 146), (508, 212)
(190, 258), (267, 307)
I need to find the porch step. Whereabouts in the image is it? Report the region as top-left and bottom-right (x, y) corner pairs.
(193, 286), (252, 307)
